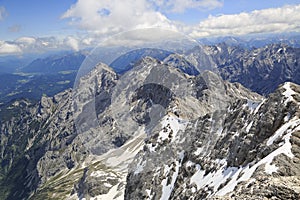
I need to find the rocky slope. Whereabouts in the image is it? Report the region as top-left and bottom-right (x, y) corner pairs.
(0, 54), (299, 200)
(0, 88), (74, 199)
(125, 81), (300, 200)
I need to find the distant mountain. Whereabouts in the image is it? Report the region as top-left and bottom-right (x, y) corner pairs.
(0, 51), (88, 105)
(10, 41), (298, 107)
(246, 34), (300, 48)
(199, 36), (244, 47)
(199, 33), (300, 48)
(21, 51), (87, 74)
(0, 55), (35, 74)
(110, 48), (172, 74)
(163, 53), (199, 76)
(185, 43), (300, 95)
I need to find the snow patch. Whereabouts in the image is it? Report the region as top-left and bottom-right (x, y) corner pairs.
(147, 143), (157, 152)
(245, 121), (253, 133)
(216, 130), (294, 196)
(160, 151), (184, 200)
(191, 124), (296, 197)
(267, 119), (300, 146)
(194, 147), (203, 156)
(253, 99), (265, 114)
(104, 182), (113, 187)
(284, 113), (291, 122)
(190, 164), (239, 193)
(146, 189), (154, 200)
(216, 127), (223, 135)
(214, 159), (227, 166)
(282, 82), (296, 105)
(191, 187), (196, 193)
(277, 48), (282, 53)
(134, 160), (146, 175)
(186, 161), (195, 168)
(158, 115), (187, 143)
(246, 100), (261, 114)
(265, 163), (278, 174)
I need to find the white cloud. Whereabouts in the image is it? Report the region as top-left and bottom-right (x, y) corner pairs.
(0, 41), (22, 54)
(61, 0), (223, 35)
(190, 4), (300, 38)
(61, 0), (176, 35)
(13, 37), (59, 53)
(99, 27), (193, 47)
(64, 36), (80, 51)
(0, 6), (7, 21)
(0, 35), (101, 55)
(2, 3), (300, 55)
(150, 0), (223, 13)
(81, 37), (94, 45)
(62, 1), (300, 41)
(0, 36), (83, 55)
(15, 37), (36, 45)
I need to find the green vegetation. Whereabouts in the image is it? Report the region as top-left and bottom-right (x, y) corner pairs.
(56, 80), (71, 85)
(31, 167), (85, 199)
(17, 79), (30, 84)
(12, 72), (36, 77)
(0, 72), (76, 105)
(58, 70), (77, 75)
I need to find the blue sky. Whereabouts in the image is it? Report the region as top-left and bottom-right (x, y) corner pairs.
(0, 0), (77, 40)
(0, 0), (300, 54)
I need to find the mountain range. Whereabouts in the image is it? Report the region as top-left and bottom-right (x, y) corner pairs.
(0, 40), (300, 199)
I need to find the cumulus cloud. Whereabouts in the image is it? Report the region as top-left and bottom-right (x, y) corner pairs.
(190, 4), (300, 37)
(81, 37), (94, 46)
(64, 36), (80, 51)
(61, 0), (223, 35)
(61, 0), (176, 35)
(62, 1), (300, 41)
(0, 6), (7, 21)
(0, 35), (100, 55)
(0, 36), (84, 55)
(0, 41), (22, 54)
(15, 37), (36, 45)
(14, 37), (56, 52)
(150, 0), (223, 13)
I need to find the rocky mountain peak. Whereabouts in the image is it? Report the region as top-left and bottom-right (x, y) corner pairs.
(163, 53), (199, 75)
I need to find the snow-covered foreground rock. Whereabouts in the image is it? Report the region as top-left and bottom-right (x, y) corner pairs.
(125, 81), (300, 200)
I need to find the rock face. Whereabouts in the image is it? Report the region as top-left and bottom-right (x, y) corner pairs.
(0, 89), (75, 199)
(125, 82), (300, 200)
(0, 51), (299, 200)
